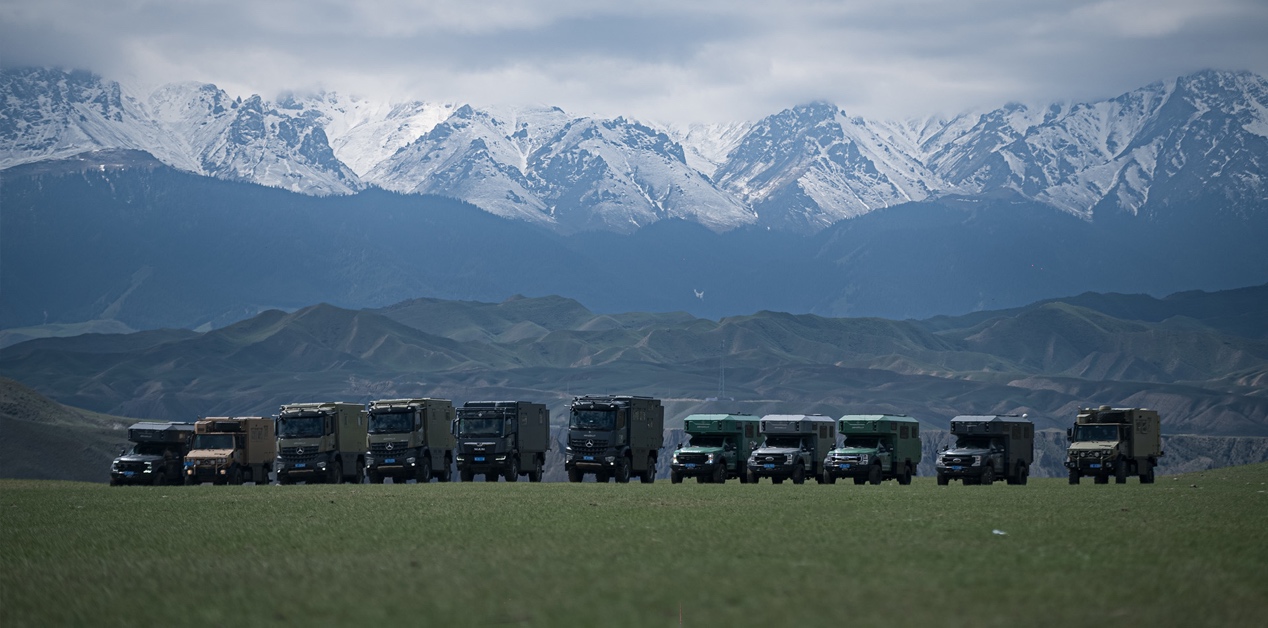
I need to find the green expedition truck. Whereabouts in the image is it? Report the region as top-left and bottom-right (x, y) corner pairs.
(670, 413), (761, 483)
(455, 401), (550, 482)
(275, 402), (367, 484)
(365, 398), (456, 483)
(822, 414), (921, 485)
(565, 395), (664, 483)
(746, 414), (837, 484)
(1066, 406), (1163, 484)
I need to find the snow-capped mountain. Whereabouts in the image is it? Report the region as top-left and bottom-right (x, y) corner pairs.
(2, 68), (1266, 233)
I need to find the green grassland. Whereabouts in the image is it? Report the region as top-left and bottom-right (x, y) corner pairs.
(3, 465), (1267, 627)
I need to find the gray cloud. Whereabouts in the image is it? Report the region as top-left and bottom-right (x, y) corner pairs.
(2, 0), (1266, 123)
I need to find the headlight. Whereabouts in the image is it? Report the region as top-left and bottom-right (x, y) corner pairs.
(858, 454), (869, 464)
(672, 452), (680, 462)
(317, 461), (327, 469)
(706, 453), (716, 463)
(405, 457), (416, 464)
(604, 456), (616, 463)
(145, 462), (154, 469)
(973, 456), (982, 466)
(565, 446), (573, 453)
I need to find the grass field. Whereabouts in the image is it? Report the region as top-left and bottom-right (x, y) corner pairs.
(3, 465), (1267, 627)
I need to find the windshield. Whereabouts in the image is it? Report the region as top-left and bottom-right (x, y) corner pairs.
(278, 416), (324, 438)
(953, 436), (998, 450)
(763, 435), (804, 449)
(570, 410), (615, 431)
(842, 436), (882, 449)
(369, 411), (413, 434)
(128, 443), (171, 456)
(687, 435), (728, 448)
(191, 434), (234, 450)
(459, 418), (506, 437)
(1073, 424), (1119, 442)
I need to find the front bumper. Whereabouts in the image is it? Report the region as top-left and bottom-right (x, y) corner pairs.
(1066, 459), (1116, 475)
(565, 452), (617, 470)
(184, 464), (228, 482)
(748, 462), (798, 479)
(936, 463), (987, 478)
(824, 461), (870, 478)
(456, 454), (512, 472)
(671, 461), (723, 478)
(110, 469), (159, 484)
(276, 460), (329, 478)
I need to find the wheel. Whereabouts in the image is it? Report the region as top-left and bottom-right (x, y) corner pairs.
(671, 470), (683, 484)
(460, 468), (475, 482)
(792, 465), (805, 485)
(746, 470), (757, 484)
(505, 455), (519, 482)
(640, 456), (656, 483)
(898, 464), (912, 485)
(1115, 459), (1128, 484)
(418, 454), (433, 483)
(853, 476), (866, 485)
(183, 475), (195, 486)
(530, 458), (544, 482)
(823, 471), (836, 485)
(568, 468), (583, 483)
(1140, 461), (1155, 484)
(152, 471), (163, 486)
(229, 466), (244, 486)
(936, 473), (948, 486)
(438, 457), (452, 482)
(713, 463), (727, 484)
(980, 465), (994, 486)
(739, 470), (750, 484)
(615, 458), (631, 484)
(868, 465), (882, 485)
(328, 459), (343, 484)
(1068, 469), (1080, 485)
(1016, 463), (1029, 486)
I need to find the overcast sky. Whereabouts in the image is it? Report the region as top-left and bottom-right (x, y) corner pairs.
(3, 0), (1267, 123)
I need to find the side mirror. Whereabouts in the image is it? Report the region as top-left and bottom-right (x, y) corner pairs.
(676, 443), (682, 450)
(1066, 428), (1073, 439)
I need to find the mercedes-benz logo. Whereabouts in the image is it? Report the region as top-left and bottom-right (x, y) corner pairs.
(585, 440), (594, 448)
(296, 448), (305, 455)
(386, 443), (394, 451)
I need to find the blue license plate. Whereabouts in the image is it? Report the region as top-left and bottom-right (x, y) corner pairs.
(583, 456), (594, 461)
(474, 456), (485, 462)
(839, 464), (851, 470)
(123, 471), (135, 477)
(685, 464), (696, 469)
(951, 466), (962, 471)
(1090, 463), (1101, 469)
(384, 458), (396, 464)
(764, 464), (775, 469)
(295, 463), (306, 469)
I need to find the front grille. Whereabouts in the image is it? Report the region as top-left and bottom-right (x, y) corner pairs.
(279, 447), (320, 463)
(191, 466), (217, 480)
(569, 438), (608, 456)
(677, 453), (709, 465)
(370, 442), (411, 456)
(753, 453), (786, 464)
(943, 455), (972, 465)
(117, 461), (149, 473)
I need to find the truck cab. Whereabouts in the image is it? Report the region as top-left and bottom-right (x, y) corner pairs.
(109, 422), (195, 486)
(455, 401), (549, 482)
(565, 395), (664, 483)
(275, 402), (367, 484)
(183, 417), (275, 485)
(823, 415), (921, 485)
(746, 414), (836, 484)
(1066, 406), (1163, 484)
(366, 398), (455, 483)
(670, 413), (760, 484)
(936, 415), (1033, 486)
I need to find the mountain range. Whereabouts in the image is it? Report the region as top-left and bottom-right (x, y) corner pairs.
(4, 67), (1266, 235)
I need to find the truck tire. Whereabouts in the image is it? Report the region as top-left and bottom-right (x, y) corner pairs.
(1140, 462), (1155, 484)
(671, 470), (683, 484)
(823, 471), (836, 485)
(438, 457), (453, 482)
(529, 458), (544, 482)
(460, 468), (474, 482)
(980, 466), (994, 486)
(792, 465), (805, 485)
(936, 473), (949, 486)
(1068, 469), (1080, 485)
(1015, 463), (1029, 485)
(640, 456), (656, 483)
(868, 465), (882, 485)
(505, 455), (519, 482)
(568, 468), (583, 483)
(418, 454), (433, 483)
(1115, 459), (1128, 484)
(898, 463), (912, 485)
(615, 458), (631, 484)
(230, 466), (244, 486)
(713, 463), (727, 484)
(746, 470), (758, 484)
(153, 471), (164, 486)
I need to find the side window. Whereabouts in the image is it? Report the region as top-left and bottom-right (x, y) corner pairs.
(900, 426), (909, 439)
(1013, 425), (1021, 438)
(913, 425), (919, 437)
(617, 411), (627, 430)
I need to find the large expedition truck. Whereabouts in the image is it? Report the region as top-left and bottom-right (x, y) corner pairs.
(670, 413), (761, 483)
(365, 398), (455, 483)
(183, 417), (275, 485)
(823, 414), (921, 485)
(1066, 406), (1163, 484)
(746, 414), (836, 485)
(565, 395), (664, 483)
(275, 402), (367, 484)
(109, 422), (195, 486)
(935, 415), (1033, 486)
(455, 401), (550, 482)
